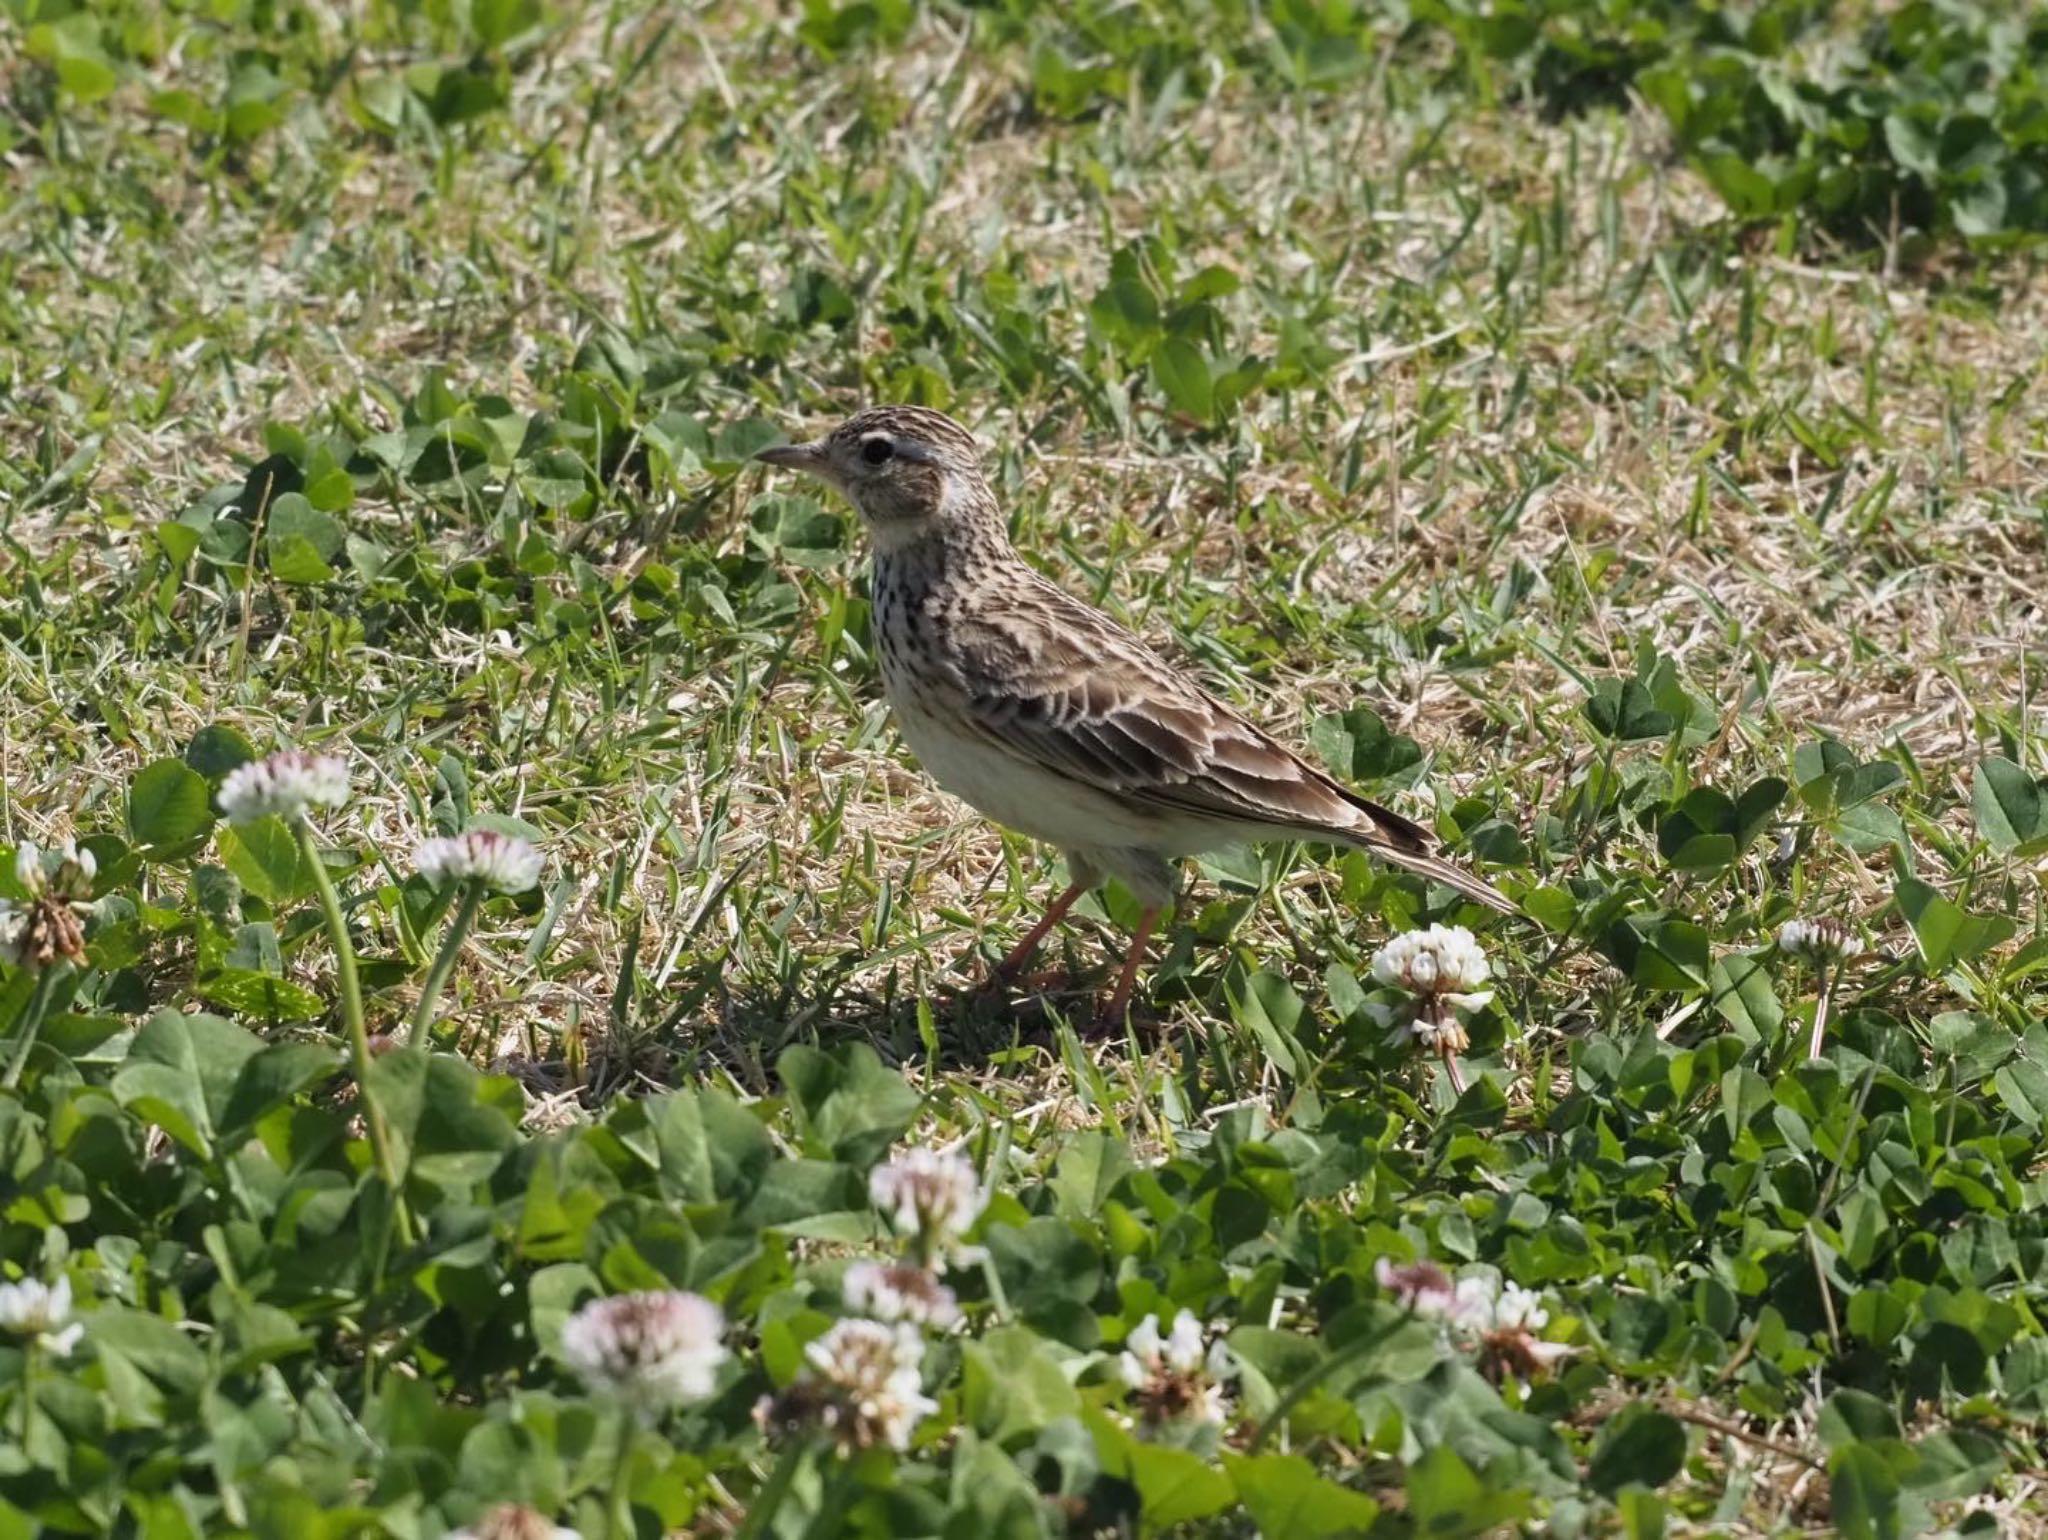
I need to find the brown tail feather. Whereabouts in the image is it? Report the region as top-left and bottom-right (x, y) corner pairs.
(1355, 836), (1518, 915)
(1318, 786), (1519, 915)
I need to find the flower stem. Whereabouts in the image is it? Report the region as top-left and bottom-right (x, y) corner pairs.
(1247, 1312), (1409, 1453)
(1442, 1050), (1468, 1098)
(605, 1410), (637, 1540)
(408, 880), (484, 1048)
(18, 1338), (34, 1446)
(733, 1436), (812, 1540)
(1807, 964), (1835, 1060)
(2, 965), (64, 1091)
(295, 820), (405, 1217)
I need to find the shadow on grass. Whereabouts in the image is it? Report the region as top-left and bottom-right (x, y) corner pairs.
(560, 949), (1130, 1105)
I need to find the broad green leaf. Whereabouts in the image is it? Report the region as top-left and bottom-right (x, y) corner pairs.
(1697, 152), (1779, 216)
(218, 817), (312, 904)
(196, 969), (325, 1023)
(1403, 1443), (1531, 1531)
(1223, 1452), (1380, 1538)
(128, 760), (214, 847)
(1658, 781), (1784, 873)
(472, 0), (542, 48)
(633, 1088), (776, 1207)
(1818, 1389), (1902, 1449)
(1088, 278), (1160, 353)
(218, 1042), (341, 1141)
(778, 1042), (920, 1166)
(1151, 336), (1215, 423)
(1309, 707), (1423, 784)
(516, 1145), (620, 1262)
(1832, 801), (1905, 855)
(711, 417), (781, 468)
(185, 723), (256, 783)
(1895, 876), (2013, 972)
(111, 1009), (265, 1160)
(1992, 1058), (2048, 1131)
(1051, 1131), (1135, 1219)
(987, 1217), (1104, 1316)
(961, 1326), (1082, 1444)
(1126, 1438), (1235, 1529)
(1972, 757), (2048, 854)
(370, 1049), (521, 1188)
(1631, 919), (1712, 993)
(1587, 1407), (1687, 1496)
(84, 1305), (209, 1427)
(1585, 677), (1674, 740)
(1709, 951), (1783, 1040)
(1227, 969), (1309, 1079)
(1903, 1429), (2003, 1502)
(737, 1158), (864, 1230)
(1829, 1442), (1904, 1540)
(264, 494), (345, 584)
(1837, 1187), (1887, 1271)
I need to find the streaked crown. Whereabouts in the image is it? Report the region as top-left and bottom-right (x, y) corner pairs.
(754, 405), (996, 539)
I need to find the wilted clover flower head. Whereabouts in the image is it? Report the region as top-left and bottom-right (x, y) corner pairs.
(414, 830), (544, 894)
(558, 1290), (727, 1418)
(842, 1260), (961, 1329)
(756, 1319), (937, 1453)
(1778, 917), (1864, 963)
(0, 1274), (83, 1357)
(1374, 1256), (1460, 1317)
(869, 1147), (987, 1268)
(1, 840), (96, 971)
(217, 751), (350, 826)
(447, 1507), (579, 1540)
(1116, 1309), (1236, 1429)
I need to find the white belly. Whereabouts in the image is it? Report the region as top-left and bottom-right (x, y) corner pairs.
(887, 688), (1168, 854)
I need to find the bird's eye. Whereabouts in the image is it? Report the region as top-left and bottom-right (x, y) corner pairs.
(860, 437), (895, 466)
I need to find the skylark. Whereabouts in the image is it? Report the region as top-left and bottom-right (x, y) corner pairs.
(757, 406), (1514, 1021)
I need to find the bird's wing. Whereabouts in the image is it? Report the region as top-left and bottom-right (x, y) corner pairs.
(943, 570), (1513, 912)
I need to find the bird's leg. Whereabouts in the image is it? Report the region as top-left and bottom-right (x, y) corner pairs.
(988, 880), (1087, 984)
(1100, 905), (1162, 1025)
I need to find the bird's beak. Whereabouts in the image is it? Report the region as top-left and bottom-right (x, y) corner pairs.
(754, 439), (831, 477)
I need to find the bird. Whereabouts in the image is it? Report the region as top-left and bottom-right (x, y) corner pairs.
(755, 405), (1515, 1022)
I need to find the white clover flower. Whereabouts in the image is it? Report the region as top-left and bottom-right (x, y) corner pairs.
(1490, 1282), (1550, 1333)
(447, 1507), (580, 1540)
(1778, 917), (1864, 963)
(0, 1275), (83, 1357)
(216, 751), (351, 825)
(842, 1260), (961, 1329)
(414, 830), (544, 894)
(559, 1290), (727, 1417)
(1370, 1259), (1570, 1384)
(1445, 1273), (1571, 1382)
(759, 1319), (936, 1452)
(1371, 924), (1493, 1006)
(1370, 925), (1493, 1075)
(11, 840), (95, 901)
(869, 1147), (987, 1268)
(1116, 1309), (1235, 1428)
(1451, 1275), (1502, 1329)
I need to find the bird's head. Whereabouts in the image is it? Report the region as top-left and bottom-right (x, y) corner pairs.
(754, 406), (992, 548)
